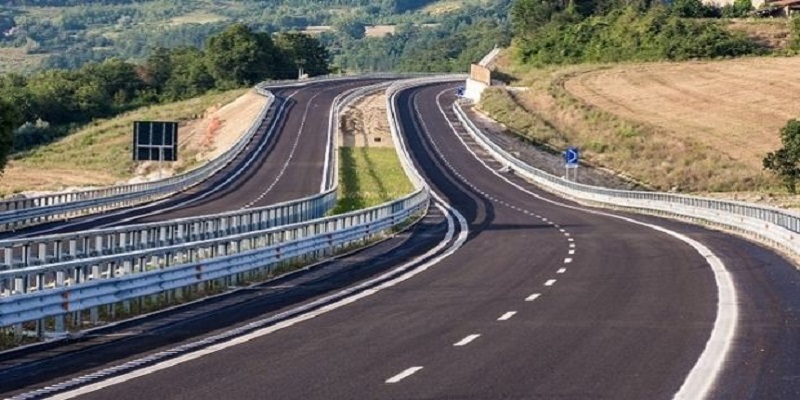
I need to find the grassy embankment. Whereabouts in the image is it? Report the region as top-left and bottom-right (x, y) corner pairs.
(2, 89), (247, 196)
(480, 55), (800, 207)
(332, 147), (414, 214)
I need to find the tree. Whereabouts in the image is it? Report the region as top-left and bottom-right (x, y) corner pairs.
(334, 18), (366, 40)
(204, 24), (280, 88)
(764, 119), (800, 193)
(0, 99), (19, 174)
(274, 32), (330, 77)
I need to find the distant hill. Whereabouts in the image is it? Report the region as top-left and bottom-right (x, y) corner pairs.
(0, 0), (506, 73)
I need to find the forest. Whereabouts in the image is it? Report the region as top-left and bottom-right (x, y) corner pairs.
(0, 23), (329, 170)
(1, 0), (799, 174)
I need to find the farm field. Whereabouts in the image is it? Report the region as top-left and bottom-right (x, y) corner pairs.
(564, 57), (800, 172)
(483, 55), (800, 208)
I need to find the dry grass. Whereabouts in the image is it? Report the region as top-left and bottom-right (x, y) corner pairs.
(365, 25), (396, 38)
(422, 1), (464, 15)
(726, 18), (792, 50)
(340, 93), (393, 148)
(2, 89), (253, 196)
(169, 12), (226, 26)
(481, 56), (800, 197)
(0, 47), (46, 74)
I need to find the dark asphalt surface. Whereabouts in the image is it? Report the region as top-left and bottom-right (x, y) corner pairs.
(1, 79), (384, 239)
(2, 82), (798, 400)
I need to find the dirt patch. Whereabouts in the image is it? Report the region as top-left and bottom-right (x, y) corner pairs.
(365, 25), (396, 38)
(563, 57), (800, 171)
(340, 93), (392, 148)
(3, 90), (266, 197)
(726, 18), (792, 50)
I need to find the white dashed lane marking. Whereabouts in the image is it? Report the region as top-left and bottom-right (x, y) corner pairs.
(386, 367), (424, 384)
(525, 293), (541, 302)
(498, 312), (517, 321)
(454, 334), (481, 347)
(544, 279), (556, 286)
(557, 268), (567, 274)
(564, 258), (573, 264)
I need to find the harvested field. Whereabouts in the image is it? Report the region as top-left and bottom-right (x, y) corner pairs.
(564, 57), (800, 172)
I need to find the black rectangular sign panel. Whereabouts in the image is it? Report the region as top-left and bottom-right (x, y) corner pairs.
(133, 121), (178, 161)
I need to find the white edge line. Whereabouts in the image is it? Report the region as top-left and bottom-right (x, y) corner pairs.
(437, 91), (737, 400)
(36, 83), (472, 400)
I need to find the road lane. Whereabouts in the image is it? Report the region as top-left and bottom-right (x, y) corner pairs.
(8, 81), (798, 400)
(53, 82), (723, 400)
(3, 79), (385, 237)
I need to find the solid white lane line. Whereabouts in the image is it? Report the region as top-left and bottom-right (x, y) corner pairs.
(544, 279), (556, 286)
(454, 334), (481, 347)
(564, 258), (573, 264)
(436, 89), (736, 400)
(568, 249), (575, 255)
(557, 268), (566, 274)
(525, 293), (541, 302)
(498, 311), (517, 321)
(386, 367), (423, 384)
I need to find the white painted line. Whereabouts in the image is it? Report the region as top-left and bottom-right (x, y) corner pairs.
(544, 279), (556, 286)
(454, 334), (481, 347)
(39, 199), (469, 400)
(568, 249), (575, 255)
(386, 367), (423, 384)
(559, 229), (566, 233)
(564, 233), (571, 237)
(438, 90), (737, 400)
(498, 311), (517, 321)
(525, 293), (541, 302)
(568, 238), (574, 242)
(569, 243), (575, 248)
(557, 268), (566, 274)
(564, 258), (573, 264)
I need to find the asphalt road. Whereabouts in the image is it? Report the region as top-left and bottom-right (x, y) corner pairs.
(3, 82), (798, 400)
(2, 79), (384, 238)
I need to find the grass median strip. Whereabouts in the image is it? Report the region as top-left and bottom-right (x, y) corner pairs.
(332, 147), (414, 214)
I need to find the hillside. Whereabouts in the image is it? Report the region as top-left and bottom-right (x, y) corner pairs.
(482, 55), (800, 208)
(0, 0), (506, 73)
(1, 88), (265, 197)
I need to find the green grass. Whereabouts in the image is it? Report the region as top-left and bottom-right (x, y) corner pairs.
(1, 89), (247, 195)
(332, 147), (414, 214)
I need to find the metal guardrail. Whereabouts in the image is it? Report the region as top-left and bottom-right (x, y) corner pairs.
(453, 102), (800, 258)
(0, 190), (429, 328)
(0, 88), (278, 232)
(0, 73), (423, 233)
(0, 75), (460, 337)
(0, 80), (395, 272)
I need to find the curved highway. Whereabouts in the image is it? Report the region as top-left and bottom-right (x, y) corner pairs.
(1, 82), (798, 399)
(4, 79), (386, 238)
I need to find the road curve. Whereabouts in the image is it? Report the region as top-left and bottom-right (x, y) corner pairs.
(4, 79), (385, 238)
(4, 82), (798, 400)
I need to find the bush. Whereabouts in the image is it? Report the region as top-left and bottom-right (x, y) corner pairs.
(514, 6), (763, 66)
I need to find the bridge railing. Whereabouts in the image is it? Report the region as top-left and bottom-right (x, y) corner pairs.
(0, 73), (422, 233)
(0, 76), (469, 336)
(0, 80), (397, 272)
(453, 102), (800, 258)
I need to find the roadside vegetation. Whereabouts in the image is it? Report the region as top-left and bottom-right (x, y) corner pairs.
(333, 147), (414, 214)
(477, 0), (800, 207)
(1, 88), (246, 196)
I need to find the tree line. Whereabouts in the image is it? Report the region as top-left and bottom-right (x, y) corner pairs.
(510, 0), (766, 66)
(0, 23), (329, 172)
